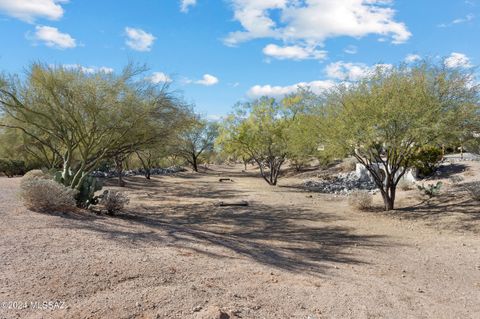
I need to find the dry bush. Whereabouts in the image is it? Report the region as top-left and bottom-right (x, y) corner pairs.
(339, 157), (357, 172)
(20, 170), (49, 189)
(20, 178), (77, 212)
(398, 179), (415, 191)
(348, 190), (373, 211)
(99, 190), (129, 214)
(449, 175), (464, 185)
(464, 182), (480, 201)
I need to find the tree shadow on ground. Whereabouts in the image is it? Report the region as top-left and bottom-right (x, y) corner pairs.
(57, 198), (386, 275)
(103, 176), (242, 201)
(394, 188), (479, 233)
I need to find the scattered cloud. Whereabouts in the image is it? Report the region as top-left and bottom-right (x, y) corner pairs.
(438, 14), (474, 27)
(247, 80), (335, 98)
(31, 25), (76, 49)
(404, 53), (421, 63)
(444, 52), (472, 68)
(0, 0), (67, 23)
(325, 61), (392, 81)
(62, 64), (114, 73)
(180, 0), (196, 13)
(195, 74), (219, 86)
(344, 45), (358, 55)
(148, 72), (172, 84)
(263, 44), (327, 61)
(224, 0), (411, 47)
(206, 114), (225, 122)
(124, 27), (155, 52)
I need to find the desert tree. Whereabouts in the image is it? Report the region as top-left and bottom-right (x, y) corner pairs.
(0, 63), (185, 196)
(218, 95), (305, 185)
(322, 62), (479, 210)
(172, 117), (218, 172)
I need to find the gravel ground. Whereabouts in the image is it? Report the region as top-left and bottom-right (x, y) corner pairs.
(0, 164), (479, 319)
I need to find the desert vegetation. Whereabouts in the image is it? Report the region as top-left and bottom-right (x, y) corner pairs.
(1, 60), (479, 319)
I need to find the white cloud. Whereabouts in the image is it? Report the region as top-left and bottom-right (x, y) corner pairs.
(344, 45), (358, 55)
(404, 54), (421, 63)
(32, 25), (76, 49)
(224, 0), (411, 47)
(444, 52), (472, 68)
(325, 61), (392, 81)
(0, 0), (67, 23)
(148, 72), (172, 84)
(124, 27), (155, 52)
(263, 44), (327, 60)
(247, 80), (335, 98)
(438, 14), (474, 27)
(180, 0), (196, 13)
(206, 114), (225, 122)
(195, 74), (219, 86)
(62, 64), (114, 74)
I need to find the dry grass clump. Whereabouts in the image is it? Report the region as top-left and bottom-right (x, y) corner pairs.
(348, 190), (373, 211)
(398, 179), (415, 191)
(339, 157), (357, 172)
(99, 190), (129, 214)
(20, 174), (77, 212)
(464, 182), (480, 201)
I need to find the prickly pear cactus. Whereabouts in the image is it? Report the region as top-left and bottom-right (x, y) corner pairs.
(77, 176), (103, 207)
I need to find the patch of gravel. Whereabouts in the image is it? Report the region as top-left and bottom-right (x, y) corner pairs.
(304, 171), (377, 195)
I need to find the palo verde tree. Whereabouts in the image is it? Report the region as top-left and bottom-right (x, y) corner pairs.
(218, 95), (303, 186)
(172, 117), (218, 172)
(323, 62), (479, 210)
(0, 63), (184, 202)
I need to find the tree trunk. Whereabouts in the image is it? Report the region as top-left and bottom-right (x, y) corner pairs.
(381, 178), (396, 211)
(192, 155), (198, 172)
(115, 157), (126, 187)
(145, 169), (151, 179)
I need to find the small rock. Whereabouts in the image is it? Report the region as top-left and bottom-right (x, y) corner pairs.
(193, 305), (202, 312)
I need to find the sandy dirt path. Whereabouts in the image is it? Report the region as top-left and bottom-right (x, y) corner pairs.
(0, 166), (479, 319)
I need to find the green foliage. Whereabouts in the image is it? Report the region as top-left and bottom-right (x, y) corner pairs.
(0, 158), (26, 177)
(218, 97), (293, 185)
(322, 61), (478, 210)
(412, 146), (443, 177)
(173, 118), (218, 172)
(417, 182), (443, 198)
(0, 63), (187, 205)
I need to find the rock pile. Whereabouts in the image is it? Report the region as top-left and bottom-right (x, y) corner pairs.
(304, 171), (377, 195)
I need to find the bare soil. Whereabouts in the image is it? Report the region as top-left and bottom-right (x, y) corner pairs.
(0, 163), (479, 319)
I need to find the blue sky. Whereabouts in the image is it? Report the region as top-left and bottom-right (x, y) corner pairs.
(0, 0), (478, 119)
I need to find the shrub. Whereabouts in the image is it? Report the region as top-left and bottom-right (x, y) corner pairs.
(449, 175), (464, 185)
(99, 190), (129, 214)
(20, 178), (77, 212)
(339, 157), (357, 172)
(348, 190), (373, 211)
(464, 182), (480, 201)
(417, 182), (443, 198)
(412, 146), (443, 177)
(20, 170), (50, 188)
(0, 158), (26, 177)
(398, 179), (415, 191)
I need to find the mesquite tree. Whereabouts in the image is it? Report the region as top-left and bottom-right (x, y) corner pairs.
(173, 119), (218, 172)
(218, 97), (300, 185)
(323, 62), (478, 210)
